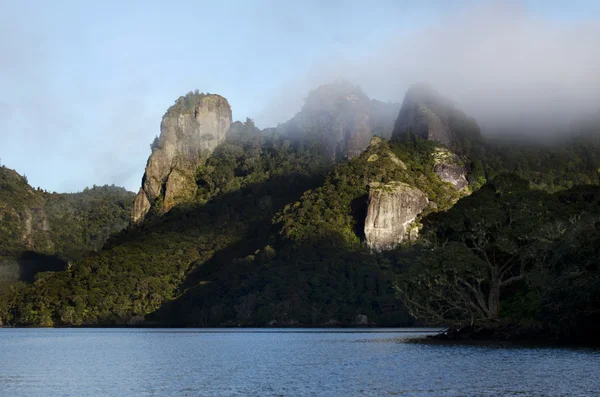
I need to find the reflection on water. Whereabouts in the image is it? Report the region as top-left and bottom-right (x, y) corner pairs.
(0, 328), (598, 397)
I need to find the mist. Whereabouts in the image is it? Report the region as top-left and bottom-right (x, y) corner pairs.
(256, 2), (600, 136)
(1, 1), (599, 194)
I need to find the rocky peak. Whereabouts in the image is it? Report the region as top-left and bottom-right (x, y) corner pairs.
(392, 83), (481, 151)
(279, 81), (399, 160)
(131, 92), (232, 224)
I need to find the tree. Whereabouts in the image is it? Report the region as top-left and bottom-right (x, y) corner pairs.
(397, 243), (492, 324)
(397, 175), (556, 324)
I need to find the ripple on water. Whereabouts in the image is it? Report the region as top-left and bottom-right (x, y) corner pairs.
(0, 328), (599, 397)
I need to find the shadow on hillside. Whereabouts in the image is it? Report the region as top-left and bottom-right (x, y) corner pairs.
(133, 173), (410, 327)
(104, 171), (325, 322)
(17, 251), (68, 283)
(86, 167), (412, 327)
(148, 232), (412, 327)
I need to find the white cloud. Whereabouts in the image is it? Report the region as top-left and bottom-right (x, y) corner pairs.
(257, 2), (600, 133)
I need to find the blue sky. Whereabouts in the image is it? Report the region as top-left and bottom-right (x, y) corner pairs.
(1, 1), (599, 192)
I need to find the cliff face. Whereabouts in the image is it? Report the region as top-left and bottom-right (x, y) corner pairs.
(392, 83), (481, 151)
(364, 181), (429, 252)
(392, 83), (481, 191)
(278, 81), (399, 160)
(432, 148), (469, 191)
(132, 92), (232, 224)
(393, 83), (455, 146)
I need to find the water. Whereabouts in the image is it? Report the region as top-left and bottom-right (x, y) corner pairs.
(0, 328), (599, 397)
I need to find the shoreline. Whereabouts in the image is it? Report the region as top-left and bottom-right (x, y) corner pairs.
(409, 324), (600, 348)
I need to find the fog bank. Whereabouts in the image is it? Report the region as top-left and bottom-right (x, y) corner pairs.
(257, 2), (600, 136)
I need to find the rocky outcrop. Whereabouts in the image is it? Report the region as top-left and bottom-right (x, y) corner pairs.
(278, 81), (400, 160)
(131, 188), (151, 225)
(18, 207), (49, 248)
(392, 84), (482, 191)
(392, 83), (481, 152)
(163, 168), (198, 212)
(432, 148), (469, 191)
(366, 136), (407, 169)
(364, 182), (429, 252)
(132, 92), (232, 224)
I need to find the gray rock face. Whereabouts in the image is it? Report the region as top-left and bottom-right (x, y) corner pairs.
(279, 81), (400, 160)
(432, 148), (469, 191)
(392, 83), (481, 151)
(131, 188), (151, 225)
(364, 182), (429, 252)
(132, 93), (232, 224)
(393, 83), (455, 146)
(16, 207), (51, 250)
(435, 163), (469, 190)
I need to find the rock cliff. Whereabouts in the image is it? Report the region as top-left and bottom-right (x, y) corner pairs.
(432, 148), (469, 191)
(132, 92), (232, 224)
(392, 83), (481, 152)
(392, 83), (481, 191)
(364, 181), (429, 252)
(278, 81), (399, 160)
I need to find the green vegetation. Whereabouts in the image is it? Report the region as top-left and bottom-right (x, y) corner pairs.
(0, 165), (135, 286)
(396, 176), (600, 341)
(476, 135), (600, 192)
(2, 107), (600, 343)
(275, 136), (462, 248)
(165, 90), (209, 117)
(0, 129), (338, 326)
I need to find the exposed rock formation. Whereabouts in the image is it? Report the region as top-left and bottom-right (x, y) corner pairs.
(131, 188), (151, 225)
(364, 182), (429, 252)
(432, 148), (469, 191)
(278, 81), (400, 160)
(132, 92), (232, 224)
(366, 136), (407, 169)
(19, 207), (50, 248)
(392, 83), (482, 191)
(392, 83), (481, 152)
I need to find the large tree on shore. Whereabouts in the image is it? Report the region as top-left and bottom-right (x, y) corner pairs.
(397, 174), (559, 324)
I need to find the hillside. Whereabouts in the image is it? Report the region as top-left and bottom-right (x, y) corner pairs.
(1, 84), (599, 342)
(0, 166), (134, 285)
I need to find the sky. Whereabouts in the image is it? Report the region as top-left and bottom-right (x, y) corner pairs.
(1, 1), (599, 193)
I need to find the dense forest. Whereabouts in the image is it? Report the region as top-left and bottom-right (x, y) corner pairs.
(0, 86), (599, 344)
(0, 167), (135, 325)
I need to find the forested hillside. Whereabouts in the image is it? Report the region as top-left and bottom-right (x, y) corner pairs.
(0, 166), (134, 321)
(1, 85), (599, 343)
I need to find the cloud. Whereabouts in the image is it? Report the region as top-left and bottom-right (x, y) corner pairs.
(256, 1), (600, 134)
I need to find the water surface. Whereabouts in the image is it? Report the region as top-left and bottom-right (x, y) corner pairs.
(0, 328), (598, 396)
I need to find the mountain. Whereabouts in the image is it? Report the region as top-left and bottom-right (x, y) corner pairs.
(277, 81), (400, 160)
(0, 85), (465, 327)
(392, 82), (482, 153)
(132, 91), (232, 224)
(0, 166), (135, 286)
(1, 83), (599, 343)
(131, 83), (401, 226)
